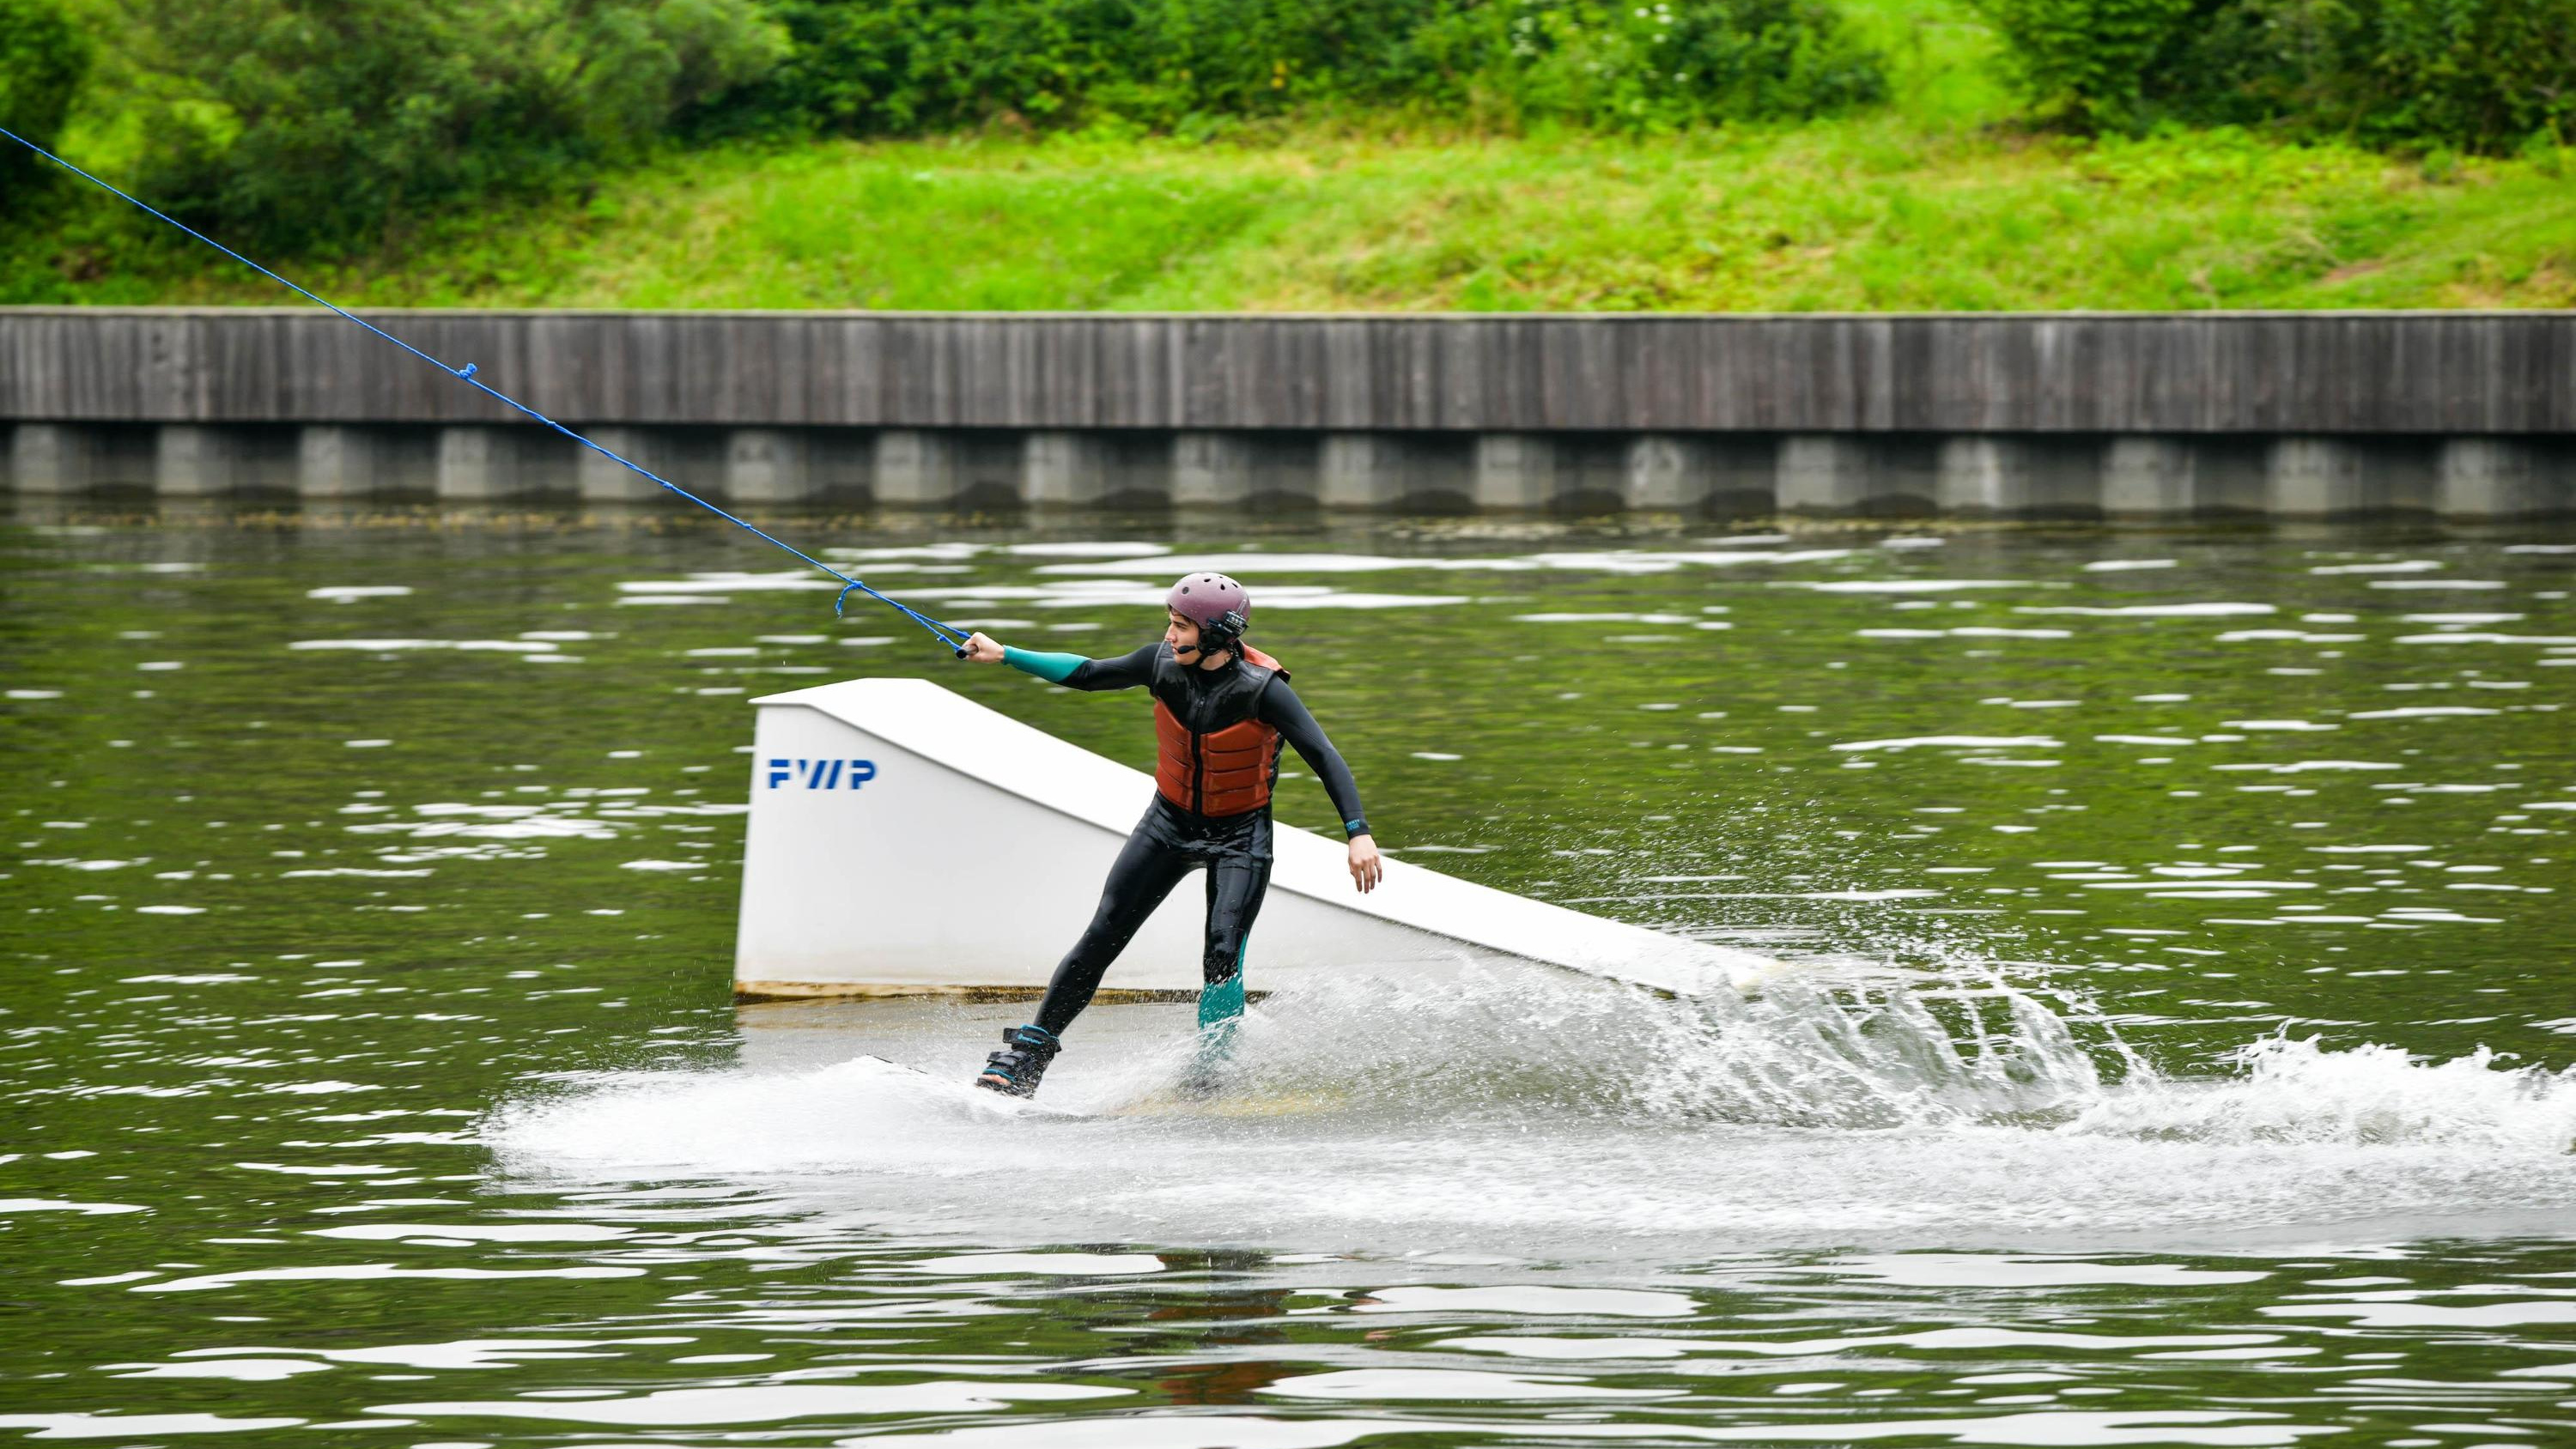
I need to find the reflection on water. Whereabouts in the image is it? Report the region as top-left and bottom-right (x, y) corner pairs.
(3, 506), (2574, 1446)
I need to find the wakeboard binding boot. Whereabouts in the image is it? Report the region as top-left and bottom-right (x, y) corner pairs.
(974, 1023), (1061, 1098)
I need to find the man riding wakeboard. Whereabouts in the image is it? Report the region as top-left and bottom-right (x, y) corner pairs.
(957, 572), (1382, 1098)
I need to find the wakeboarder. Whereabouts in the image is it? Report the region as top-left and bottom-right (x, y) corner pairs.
(957, 572), (1381, 1097)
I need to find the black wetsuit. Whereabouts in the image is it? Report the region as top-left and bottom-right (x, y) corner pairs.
(1002, 640), (1369, 1037)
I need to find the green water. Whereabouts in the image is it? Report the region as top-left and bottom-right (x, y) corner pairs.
(4, 504), (2574, 1447)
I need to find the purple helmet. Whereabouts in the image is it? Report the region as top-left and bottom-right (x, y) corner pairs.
(1166, 572), (1250, 645)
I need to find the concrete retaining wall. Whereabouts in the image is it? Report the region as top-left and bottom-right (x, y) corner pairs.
(5, 308), (2573, 518)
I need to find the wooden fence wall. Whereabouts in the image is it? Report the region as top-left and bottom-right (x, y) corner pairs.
(6, 308), (2571, 434)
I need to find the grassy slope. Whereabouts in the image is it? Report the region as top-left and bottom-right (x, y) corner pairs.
(14, 0), (2576, 312)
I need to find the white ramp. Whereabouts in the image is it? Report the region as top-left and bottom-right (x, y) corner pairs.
(735, 678), (1781, 999)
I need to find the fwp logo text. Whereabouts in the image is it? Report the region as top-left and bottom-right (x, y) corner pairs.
(768, 758), (877, 790)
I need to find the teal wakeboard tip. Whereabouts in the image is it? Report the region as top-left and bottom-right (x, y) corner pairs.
(1197, 975), (1246, 1032)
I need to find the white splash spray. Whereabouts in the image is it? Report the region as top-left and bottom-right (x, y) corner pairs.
(486, 958), (2576, 1254)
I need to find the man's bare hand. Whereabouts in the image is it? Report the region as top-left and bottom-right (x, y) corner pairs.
(1348, 834), (1383, 894)
(962, 631), (1005, 664)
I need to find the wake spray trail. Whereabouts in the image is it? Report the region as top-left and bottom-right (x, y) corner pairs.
(486, 958), (2576, 1252)
(1214, 956), (2139, 1130)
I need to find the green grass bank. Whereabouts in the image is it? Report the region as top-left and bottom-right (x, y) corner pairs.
(9, 3), (2574, 312)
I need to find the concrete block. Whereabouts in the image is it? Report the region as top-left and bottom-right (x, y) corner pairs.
(1933, 437), (2014, 514)
(436, 427), (520, 501)
(1176, 433), (1314, 509)
(2435, 438), (2559, 520)
(1625, 435), (1778, 516)
(1319, 433), (1409, 509)
(10, 423), (97, 495)
(1320, 433), (1467, 511)
(1624, 435), (1710, 512)
(1022, 431), (1114, 506)
(1472, 433), (1559, 511)
(300, 426), (374, 500)
(874, 430), (958, 507)
(154, 425), (295, 497)
(300, 426), (433, 500)
(2266, 437), (2368, 518)
(1935, 436), (2097, 517)
(580, 427), (737, 504)
(726, 428), (815, 504)
(1777, 435), (1877, 513)
(155, 425), (236, 498)
(1175, 433), (1255, 506)
(2101, 437), (2196, 517)
(579, 427), (670, 502)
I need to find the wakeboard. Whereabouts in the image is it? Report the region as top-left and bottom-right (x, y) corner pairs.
(853, 1054), (1096, 1120)
(850, 1054), (1344, 1120)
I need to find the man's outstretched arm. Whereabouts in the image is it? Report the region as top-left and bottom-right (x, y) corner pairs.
(963, 633), (1157, 691)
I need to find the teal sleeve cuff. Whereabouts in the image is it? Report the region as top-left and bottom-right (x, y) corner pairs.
(1346, 819), (1370, 839)
(1001, 646), (1085, 684)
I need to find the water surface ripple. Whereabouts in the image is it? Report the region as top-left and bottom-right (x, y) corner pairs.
(4, 510), (2574, 1446)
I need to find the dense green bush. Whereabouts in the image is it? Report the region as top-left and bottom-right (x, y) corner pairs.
(2215, 0), (2576, 154)
(1974, 0), (2576, 152)
(117, 0), (787, 251)
(0, 0), (91, 192)
(1421, 0), (1887, 129)
(1964, 0), (2195, 130)
(723, 0), (1430, 135)
(708, 0), (1885, 138)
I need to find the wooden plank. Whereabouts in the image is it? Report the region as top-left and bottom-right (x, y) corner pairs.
(4, 308), (2575, 434)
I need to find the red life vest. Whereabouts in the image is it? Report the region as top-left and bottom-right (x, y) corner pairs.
(1152, 644), (1286, 816)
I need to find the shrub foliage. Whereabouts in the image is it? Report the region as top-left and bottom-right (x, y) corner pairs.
(716, 0), (1885, 137)
(1963, 0), (2193, 131)
(0, 0), (91, 192)
(112, 0), (789, 250)
(2227, 0), (2576, 153)
(1973, 0), (2576, 152)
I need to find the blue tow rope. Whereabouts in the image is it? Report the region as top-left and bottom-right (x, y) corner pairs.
(0, 125), (972, 658)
